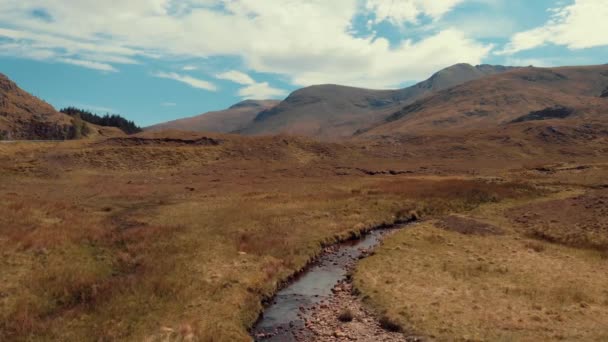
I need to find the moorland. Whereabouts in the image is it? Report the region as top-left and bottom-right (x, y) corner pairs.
(1, 64), (608, 341)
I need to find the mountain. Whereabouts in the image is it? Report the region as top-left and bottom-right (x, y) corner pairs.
(238, 64), (514, 140)
(361, 65), (608, 137)
(0, 73), (123, 140)
(146, 100), (280, 133)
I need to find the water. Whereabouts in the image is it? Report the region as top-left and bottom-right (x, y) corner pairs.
(251, 227), (403, 341)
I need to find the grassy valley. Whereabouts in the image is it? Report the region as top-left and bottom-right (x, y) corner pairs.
(1, 65), (607, 341)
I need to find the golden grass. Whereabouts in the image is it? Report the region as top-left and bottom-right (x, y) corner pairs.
(5, 135), (598, 341)
(0, 138), (540, 341)
(355, 199), (608, 341)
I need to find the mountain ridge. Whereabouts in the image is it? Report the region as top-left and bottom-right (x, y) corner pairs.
(146, 99), (280, 133)
(360, 65), (608, 137)
(238, 63), (514, 139)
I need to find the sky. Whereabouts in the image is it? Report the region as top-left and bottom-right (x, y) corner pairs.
(0, 0), (607, 126)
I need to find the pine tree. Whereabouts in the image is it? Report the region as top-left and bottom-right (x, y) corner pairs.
(60, 107), (142, 134)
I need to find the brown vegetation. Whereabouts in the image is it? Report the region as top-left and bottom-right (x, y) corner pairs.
(0, 133), (544, 341)
(355, 165), (608, 341)
(0, 130), (559, 341)
(508, 189), (608, 251)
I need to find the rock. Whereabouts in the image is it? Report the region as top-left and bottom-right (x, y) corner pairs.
(334, 330), (348, 338)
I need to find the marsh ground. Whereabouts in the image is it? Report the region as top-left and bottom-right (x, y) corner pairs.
(355, 178), (608, 341)
(1, 132), (607, 341)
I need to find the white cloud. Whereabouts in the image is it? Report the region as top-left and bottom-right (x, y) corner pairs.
(0, 41), (57, 60)
(442, 15), (517, 39)
(161, 102), (177, 106)
(0, 0), (491, 87)
(216, 70), (286, 99)
(365, 0), (465, 25)
(248, 29), (491, 88)
(153, 72), (217, 91)
(58, 58), (118, 72)
(238, 82), (286, 99)
(182, 65), (198, 71)
(216, 70), (255, 85)
(500, 0), (608, 55)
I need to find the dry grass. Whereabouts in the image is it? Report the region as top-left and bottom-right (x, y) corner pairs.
(355, 196), (608, 341)
(0, 138), (542, 341)
(508, 189), (608, 251)
(2, 133), (602, 341)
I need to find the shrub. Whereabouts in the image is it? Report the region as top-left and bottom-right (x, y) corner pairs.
(337, 309), (354, 322)
(69, 117), (91, 139)
(379, 314), (403, 332)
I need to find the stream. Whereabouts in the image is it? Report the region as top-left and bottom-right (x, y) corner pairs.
(251, 224), (410, 341)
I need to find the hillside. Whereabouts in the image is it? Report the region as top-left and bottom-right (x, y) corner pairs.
(147, 99), (279, 133)
(0, 73), (78, 140)
(362, 65), (608, 137)
(0, 73), (123, 140)
(238, 64), (513, 140)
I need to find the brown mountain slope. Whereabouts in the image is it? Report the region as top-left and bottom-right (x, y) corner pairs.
(0, 73), (76, 140)
(0, 73), (123, 140)
(146, 100), (279, 133)
(362, 65), (608, 137)
(239, 64), (513, 140)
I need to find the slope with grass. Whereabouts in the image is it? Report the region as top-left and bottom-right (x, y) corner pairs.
(0, 73), (123, 140)
(362, 65), (608, 137)
(146, 100), (280, 133)
(0, 73), (75, 140)
(239, 64), (511, 140)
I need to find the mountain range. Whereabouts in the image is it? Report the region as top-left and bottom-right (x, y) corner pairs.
(361, 65), (608, 137)
(148, 63), (514, 140)
(3, 63), (608, 142)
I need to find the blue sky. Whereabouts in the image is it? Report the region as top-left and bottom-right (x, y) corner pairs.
(0, 0), (606, 126)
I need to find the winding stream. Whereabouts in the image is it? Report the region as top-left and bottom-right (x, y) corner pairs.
(251, 225), (409, 341)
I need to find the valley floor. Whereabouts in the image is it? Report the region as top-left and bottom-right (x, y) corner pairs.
(1, 133), (607, 341)
(355, 187), (608, 341)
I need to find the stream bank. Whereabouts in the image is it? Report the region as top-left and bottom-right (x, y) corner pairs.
(251, 223), (423, 341)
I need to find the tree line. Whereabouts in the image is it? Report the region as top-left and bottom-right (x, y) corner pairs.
(60, 107), (142, 134)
